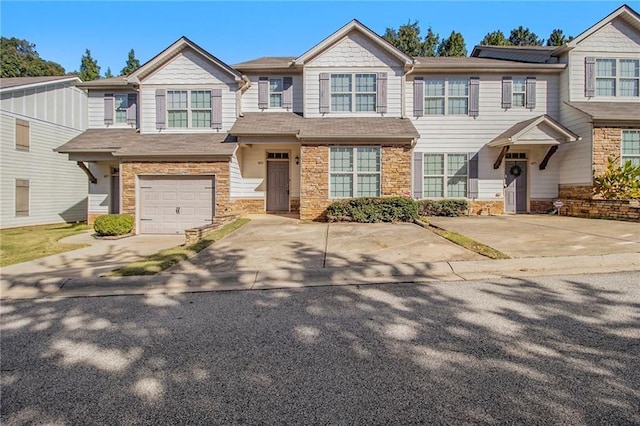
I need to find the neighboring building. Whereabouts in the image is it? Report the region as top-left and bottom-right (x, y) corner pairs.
(1, 76), (88, 228)
(56, 4), (640, 234)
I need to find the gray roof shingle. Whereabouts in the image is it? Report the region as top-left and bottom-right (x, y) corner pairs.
(0, 76), (79, 89)
(233, 57), (296, 70)
(566, 102), (640, 122)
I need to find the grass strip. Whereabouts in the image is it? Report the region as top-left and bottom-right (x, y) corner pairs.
(1, 223), (90, 267)
(108, 218), (250, 277)
(428, 225), (510, 260)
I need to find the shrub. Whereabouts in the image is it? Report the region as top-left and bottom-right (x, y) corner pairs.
(94, 214), (134, 236)
(593, 157), (640, 200)
(326, 197), (419, 223)
(420, 199), (469, 217)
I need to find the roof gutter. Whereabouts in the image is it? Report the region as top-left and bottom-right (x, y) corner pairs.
(401, 62), (416, 119)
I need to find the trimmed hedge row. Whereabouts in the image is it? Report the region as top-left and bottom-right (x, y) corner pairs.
(94, 214), (134, 236)
(326, 197), (469, 223)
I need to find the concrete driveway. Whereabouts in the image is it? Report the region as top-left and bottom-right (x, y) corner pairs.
(429, 215), (640, 258)
(0, 231), (184, 283)
(168, 214), (482, 274)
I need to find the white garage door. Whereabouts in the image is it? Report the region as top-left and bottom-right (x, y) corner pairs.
(139, 176), (215, 234)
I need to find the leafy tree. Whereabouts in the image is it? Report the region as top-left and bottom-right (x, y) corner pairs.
(0, 37), (65, 77)
(104, 67), (114, 78)
(437, 31), (467, 57)
(383, 21), (425, 56)
(480, 30), (510, 46)
(78, 49), (100, 81)
(423, 27), (439, 57)
(120, 49), (140, 76)
(546, 29), (573, 46)
(593, 157), (640, 200)
(508, 26), (544, 46)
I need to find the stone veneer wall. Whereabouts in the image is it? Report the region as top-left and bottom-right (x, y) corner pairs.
(230, 199), (264, 215)
(562, 199), (639, 222)
(467, 201), (505, 215)
(558, 184), (593, 200)
(593, 126), (629, 177)
(299, 145), (412, 221)
(120, 161), (231, 231)
(530, 200), (554, 214)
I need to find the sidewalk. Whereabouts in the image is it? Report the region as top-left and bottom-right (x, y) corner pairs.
(2, 252), (639, 300)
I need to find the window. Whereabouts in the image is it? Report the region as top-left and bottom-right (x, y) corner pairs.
(596, 58), (639, 97)
(167, 89), (211, 128)
(622, 130), (640, 166)
(267, 152), (289, 159)
(114, 94), (129, 124)
(424, 79), (468, 115)
(512, 77), (526, 107)
(15, 179), (29, 216)
(330, 147), (381, 197)
(330, 74), (377, 112)
(423, 153), (468, 198)
(269, 78), (283, 108)
(15, 119), (29, 151)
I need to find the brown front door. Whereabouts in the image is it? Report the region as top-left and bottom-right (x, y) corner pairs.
(266, 161), (289, 211)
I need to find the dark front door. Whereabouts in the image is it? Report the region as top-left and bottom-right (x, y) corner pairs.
(505, 161), (527, 213)
(267, 161), (289, 211)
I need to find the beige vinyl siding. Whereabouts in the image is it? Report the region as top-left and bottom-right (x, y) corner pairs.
(230, 143), (300, 199)
(556, 104), (594, 185)
(304, 32), (404, 118)
(0, 113), (87, 228)
(568, 19), (640, 102)
(242, 74), (303, 114)
(408, 74), (560, 200)
(144, 49), (236, 86)
(88, 91), (137, 129)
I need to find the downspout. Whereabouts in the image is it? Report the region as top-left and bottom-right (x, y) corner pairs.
(236, 75), (252, 118)
(401, 61), (416, 119)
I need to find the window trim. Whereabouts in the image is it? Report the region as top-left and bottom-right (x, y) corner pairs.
(512, 77), (527, 108)
(329, 146), (382, 198)
(595, 58), (640, 98)
(330, 73), (377, 112)
(166, 89), (212, 129)
(423, 153), (469, 199)
(114, 94), (129, 124)
(621, 129), (640, 166)
(15, 179), (30, 217)
(15, 119), (29, 151)
(269, 78), (283, 108)
(424, 78), (469, 116)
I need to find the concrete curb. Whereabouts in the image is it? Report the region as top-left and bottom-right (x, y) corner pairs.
(1, 252), (639, 300)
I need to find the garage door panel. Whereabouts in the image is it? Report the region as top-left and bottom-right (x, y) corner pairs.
(139, 176), (215, 235)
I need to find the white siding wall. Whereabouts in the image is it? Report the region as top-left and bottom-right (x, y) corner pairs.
(242, 73), (303, 114)
(88, 90), (138, 129)
(304, 32), (404, 118)
(556, 104), (594, 185)
(568, 19), (640, 102)
(0, 113), (87, 228)
(408, 73), (561, 200)
(140, 48), (238, 133)
(230, 143), (301, 199)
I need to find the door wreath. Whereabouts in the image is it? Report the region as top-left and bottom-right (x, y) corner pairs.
(509, 165), (523, 177)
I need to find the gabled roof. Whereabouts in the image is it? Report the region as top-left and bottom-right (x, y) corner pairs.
(553, 4), (640, 55)
(565, 102), (640, 123)
(0, 76), (80, 91)
(77, 76), (130, 89)
(294, 19), (414, 66)
(487, 115), (580, 147)
(233, 57), (297, 72)
(230, 112), (303, 136)
(128, 36), (241, 82)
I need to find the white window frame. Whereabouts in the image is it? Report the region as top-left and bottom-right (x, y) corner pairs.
(166, 89), (212, 129)
(330, 73), (377, 112)
(114, 94), (129, 124)
(269, 78), (283, 108)
(423, 153), (469, 198)
(329, 146), (381, 198)
(596, 58), (640, 97)
(622, 129), (640, 166)
(424, 78), (469, 115)
(512, 77), (527, 108)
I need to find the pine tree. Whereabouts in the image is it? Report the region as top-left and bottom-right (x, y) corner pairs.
(437, 31), (467, 57)
(78, 49), (100, 81)
(382, 21), (425, 56)
(422, 27), (439, 57)
(480, 30), (510, 46)
(104, 67), (114, 78)
(120, 49), (140, 76)
(547, 29), (572, 46)
(508, 26), (544, 46)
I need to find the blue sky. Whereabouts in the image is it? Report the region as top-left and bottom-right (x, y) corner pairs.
(0, 1), (628, 75)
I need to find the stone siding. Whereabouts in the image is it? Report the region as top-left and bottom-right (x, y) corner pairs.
(530, 199), (554, 214)
(468, 200), (505, 216)
(184, 214), (239, 245)
(558, 184), (593, 200)
(562, 199), (639, 222)
(231, 199), (264, 215)
(593, 127), (625, 177)
(120, 161), (231, 231)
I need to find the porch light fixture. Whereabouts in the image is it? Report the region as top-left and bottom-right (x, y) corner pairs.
(295, 156), (300, 165)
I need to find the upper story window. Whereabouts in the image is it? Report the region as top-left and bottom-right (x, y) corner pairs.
(622, 130), (640, 166)
(269, 78), (283, 108)
(512, 78), (527, 107)
(425, 78), (468, 115)
(167, 89), (211, 128)
(114, 94), (129, 124)
(329, 147), (381, 197)
(15, 119), (29, 151)
(330, 73), (377, 112)
(596, 58), (639, 97)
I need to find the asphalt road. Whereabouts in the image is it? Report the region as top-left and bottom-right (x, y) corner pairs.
(2, 272), (639, 425)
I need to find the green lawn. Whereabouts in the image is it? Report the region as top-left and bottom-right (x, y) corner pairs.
(108, 218), (250, 276)
(0, 223), (90, 267)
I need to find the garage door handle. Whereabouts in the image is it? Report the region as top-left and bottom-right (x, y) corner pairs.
(176, 207), (180, 215)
